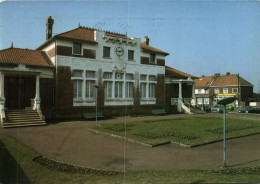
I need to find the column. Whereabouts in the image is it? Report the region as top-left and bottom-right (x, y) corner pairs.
(35, 75), (40, 100)
(33, 74), (41, 111)
(0, 72), (5, 99)
(191, 82), (196, 106)
(0, 72), (5, 124)
(178, 82), (183, 112)
(178, 82), (182, 99)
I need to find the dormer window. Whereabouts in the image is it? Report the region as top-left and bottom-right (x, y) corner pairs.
(150, 54), (155, 64)
(73, 43), (81, 55)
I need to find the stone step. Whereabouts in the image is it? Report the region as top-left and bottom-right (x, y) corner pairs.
(3, 122), (46, 128)
(4, 109), (46, 128)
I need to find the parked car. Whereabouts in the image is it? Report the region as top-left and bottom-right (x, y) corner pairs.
(211, 105), (223, 113)
(238, 106), (260, 114)
(196, 104), (212, 112)
(225, 104), (234, 110)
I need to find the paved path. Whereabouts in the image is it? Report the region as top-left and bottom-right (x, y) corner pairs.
(1, 113), (260, 171)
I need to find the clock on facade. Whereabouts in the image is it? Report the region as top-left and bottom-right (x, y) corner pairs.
(114, 46), (124, 57)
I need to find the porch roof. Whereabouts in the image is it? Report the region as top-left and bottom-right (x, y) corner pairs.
(165, 66), (197, 79)
(0, 47), (54, 68)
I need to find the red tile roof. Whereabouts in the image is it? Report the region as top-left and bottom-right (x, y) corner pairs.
(195, 76), (214, 88)
(141, 43), (169, 56)
(0, 47), (54, 67)
(165, 66), (197, 78)
(56, 27), (96, 43)
(212, 74), (253, 87)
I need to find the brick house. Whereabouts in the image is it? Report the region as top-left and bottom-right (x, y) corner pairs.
(0, 16), (171, 127)
(195, 73), (254, 107)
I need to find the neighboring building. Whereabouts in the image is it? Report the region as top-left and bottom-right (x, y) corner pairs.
(0, 16), (170, 127)
(165, 66), (197, 113)
(195, 75), (214, 106)
(195, 73), (254, 107)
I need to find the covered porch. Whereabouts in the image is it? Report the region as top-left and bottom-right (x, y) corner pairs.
(0, 47), (54, 127)
(165, 66), (197, 114)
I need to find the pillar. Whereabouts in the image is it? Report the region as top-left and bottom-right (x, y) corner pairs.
(0, 72), (5, 99)
(191, 82), (196, 106)
(35, 75), (40, 100)
(178, 82), (183, 112)
(178, 82), (182, 99)
(0, 72), (5, 124)
(33, 74), (41, 111)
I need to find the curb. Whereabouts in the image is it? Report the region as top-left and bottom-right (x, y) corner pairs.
(33, 155), (122, 175)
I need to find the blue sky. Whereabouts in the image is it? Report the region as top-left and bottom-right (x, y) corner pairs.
(0, 1), (260, 92)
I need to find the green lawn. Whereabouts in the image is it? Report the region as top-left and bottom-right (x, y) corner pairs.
(1, 133), (260, 183)
(94, 117), (260, 147)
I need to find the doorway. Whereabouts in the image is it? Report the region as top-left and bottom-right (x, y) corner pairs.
(5, 76), (36, 109)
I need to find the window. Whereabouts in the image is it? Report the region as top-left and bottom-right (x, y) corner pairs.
(149, 83), (155, 98)
(223, 88), (228, 94)
(140, 75), (147, 81)
(140, 83), (147, 98)
(198, 89), (202, 94)
(73, 80), (82, 98)
(103, 72), (112, 79)
(73, 43), (81, 55)
(72, 70), (83, 77)
(115, 82), (123, 98)
(128, 50), (134, 60)
(126, 73), (134, 80)
(205, 89), (209, 94)
(149, 75), (156, 81)
(150, 54), (155, 64)
(115, 73), (123, 80)
(214, 88), (220, 94)
(104, 81), (112, 98)
(232, 88), (238, 93)
(125, 82), (133, 98)
(86, 71), (95, 78)
(86, 80), (95, 98)
(103, 47), (111, 58)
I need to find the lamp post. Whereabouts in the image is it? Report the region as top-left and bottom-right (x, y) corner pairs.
(93, 85), (99, 126)
(217, 97), (237, 168)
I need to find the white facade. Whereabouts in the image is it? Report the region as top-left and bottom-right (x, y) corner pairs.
(47, 29), (166, 107)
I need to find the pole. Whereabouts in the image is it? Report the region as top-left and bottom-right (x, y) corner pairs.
(96, 87), (98, 126)
(223, 105), (226, 167)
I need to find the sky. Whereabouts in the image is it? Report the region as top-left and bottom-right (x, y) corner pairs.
(0, 1), (260, 92)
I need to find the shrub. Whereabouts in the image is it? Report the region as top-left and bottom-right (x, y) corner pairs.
(104, 123), (135, 132)
(206, 125), (257, 134)
(134, 131), (197, 140)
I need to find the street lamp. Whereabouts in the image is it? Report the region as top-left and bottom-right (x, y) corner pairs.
(93, 85), (99, 126)
(217, 97), (237, 168)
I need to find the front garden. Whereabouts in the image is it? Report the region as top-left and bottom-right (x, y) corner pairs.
(1, 130), (260, 183)
(93, 117), (260, 147)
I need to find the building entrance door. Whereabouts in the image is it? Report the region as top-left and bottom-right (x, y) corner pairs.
(5, 76), (36, 109)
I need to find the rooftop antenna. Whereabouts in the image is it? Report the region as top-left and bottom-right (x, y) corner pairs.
(78, 22), (81, 27)
(11, 41), (13, 48)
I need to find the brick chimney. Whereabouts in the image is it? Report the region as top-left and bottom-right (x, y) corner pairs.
(142, 36), (150, 45)
(226, 72), (230, 76)
(46, 16), (54, 40)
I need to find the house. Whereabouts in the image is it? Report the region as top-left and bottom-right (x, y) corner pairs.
(0, 16), (171, 127)
(165, 66), (197, 113)
(195, 72), (254, 107)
